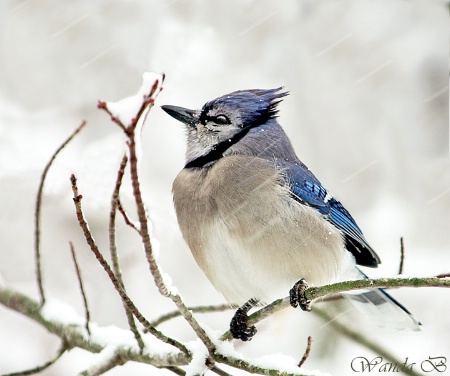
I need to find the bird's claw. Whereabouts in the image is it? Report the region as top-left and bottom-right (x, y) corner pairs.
(290, 278), (312, 311)
(230, 298), (259, 341)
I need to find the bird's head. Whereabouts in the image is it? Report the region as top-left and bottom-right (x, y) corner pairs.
(161, 87), (288, 165)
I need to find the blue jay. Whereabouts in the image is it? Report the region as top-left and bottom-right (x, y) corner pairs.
(162, 88), (421, 340)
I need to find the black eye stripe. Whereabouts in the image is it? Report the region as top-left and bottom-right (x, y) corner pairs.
(204, 114), (230, 125)
(199, 108), (231, 125)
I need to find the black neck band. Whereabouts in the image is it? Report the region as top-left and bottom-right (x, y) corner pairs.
(184, 123), (261, 169)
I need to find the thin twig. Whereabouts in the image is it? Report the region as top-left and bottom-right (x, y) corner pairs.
(109, 154), (145, 352)
(78, 350), (126, 376)
(297, 336), (312, 368)
(150, 303), (232, 328)
(399, 237), (405, 275)
(70, 174), (189, 355)
(117, 199), (140, 233)
(1, 342), (67, 376)
(97, 101), (127, 133)
(69, 241), (91, 335)
(34, 120), (87, 306)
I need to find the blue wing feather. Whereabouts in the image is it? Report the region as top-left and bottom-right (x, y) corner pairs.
(283, 162), (380, 267)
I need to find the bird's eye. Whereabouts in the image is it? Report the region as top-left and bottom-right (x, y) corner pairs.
(212, 115), (230, 125)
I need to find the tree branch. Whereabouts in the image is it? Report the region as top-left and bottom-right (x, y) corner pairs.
(305, 277), (450, 301)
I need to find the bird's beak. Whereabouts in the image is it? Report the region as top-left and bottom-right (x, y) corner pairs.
(161, 105), (197, 127)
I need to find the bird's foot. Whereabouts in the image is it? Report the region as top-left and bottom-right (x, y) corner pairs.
(290, 278), (312, 311)
(230, 298), (259, 341)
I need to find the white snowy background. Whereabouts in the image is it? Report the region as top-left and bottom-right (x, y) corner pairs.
(0, 0), (449, 375)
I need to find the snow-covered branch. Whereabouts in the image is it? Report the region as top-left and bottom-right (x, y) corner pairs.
(0, 286), (189, 369)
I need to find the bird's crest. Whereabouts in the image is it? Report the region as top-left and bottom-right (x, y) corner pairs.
(244, 87), (289, 119)
(201, 87), (289, 128)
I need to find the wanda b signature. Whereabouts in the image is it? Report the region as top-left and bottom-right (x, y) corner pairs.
(351, 356), (447, 373)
